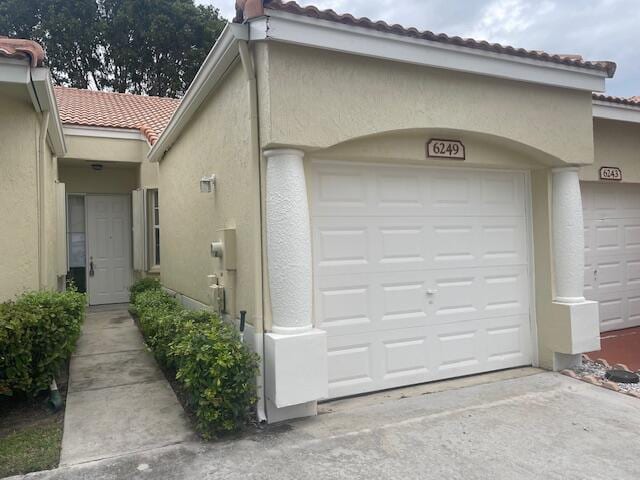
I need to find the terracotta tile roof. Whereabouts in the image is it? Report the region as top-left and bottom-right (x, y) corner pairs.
(234, 0), (616, 77)
(592, 93), (640, 107)
(0, 37), (46, 67)
(54, 87), (181, 144)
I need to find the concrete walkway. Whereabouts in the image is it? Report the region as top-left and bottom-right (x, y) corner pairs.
(19, 370), (640, 479)
(59, 304), (193, 466)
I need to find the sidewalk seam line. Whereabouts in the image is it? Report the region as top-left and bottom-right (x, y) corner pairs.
(69, 378), (165, 394)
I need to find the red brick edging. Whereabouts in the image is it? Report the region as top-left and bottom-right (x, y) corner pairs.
(560, 354), (640, 399)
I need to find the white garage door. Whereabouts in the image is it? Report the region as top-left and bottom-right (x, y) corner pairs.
(582, 182), (640, 332)
(311, 161), (533, 399)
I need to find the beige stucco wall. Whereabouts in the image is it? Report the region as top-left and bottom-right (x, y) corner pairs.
(254, 43), (599, 363)
(0, 88), (62, 300)
(260, 43), (595, 167)
(64, 133), (157, 188)
(59, 164), (138, 194)
(65, 134), (148, 164)
(158, 62), (262, 324)
(139, 158), (159, 188)
(0, 90), (40, 300)
(580, 118), (640, 182)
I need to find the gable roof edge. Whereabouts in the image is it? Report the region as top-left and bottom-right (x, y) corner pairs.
(148, 23), (246, 162)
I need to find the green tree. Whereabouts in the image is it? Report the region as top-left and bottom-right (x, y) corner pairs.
(0, 0), (226, 97)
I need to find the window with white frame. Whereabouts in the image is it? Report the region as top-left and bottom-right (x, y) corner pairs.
(150, 189), (160, 267)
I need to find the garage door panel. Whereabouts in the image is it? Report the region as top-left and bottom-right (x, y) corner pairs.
(627, 259), (640, 287)
(380, 279), (429, 326)
(314, 221), (371, 270)
(327, 336), (376, 396)
(435, 323), (484, 374)
(311, 162), (526, 218)
(316, 271), (429, 336)
(596, 260), (625, 291)
(479, 218), (527, 265)
(328, 327), (434, 398)
(379, 224), (426, 266)
(584, 225), (593, 254)
(376, 171), (425, 210)
(627, 296), (640, 328)
(594, 222), (622, 254)
(583, 182), (640, 332)
(382, 334), (431, 381)
(315, 162), (532, 399)
(433, 266), (529, 322)
(313, 165), (370, 213)
(597, 292), (626, 331)
(486, 315), (532, 367)
(314, 216), (527, 277)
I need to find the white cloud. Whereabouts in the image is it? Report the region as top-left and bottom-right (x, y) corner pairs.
(197, 0), (639, 96)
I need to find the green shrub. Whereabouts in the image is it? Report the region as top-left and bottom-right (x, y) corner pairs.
(129, 277), (161, 308)
(134, 289), (179, 341)
(172, 318), (259, 437)
(131, 288), (259, 437)
(0, 288), (85, 397)
(150, 309), (213, 369)
(0, 303), (36, 396)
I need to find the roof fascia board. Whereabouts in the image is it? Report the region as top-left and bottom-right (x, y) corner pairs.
(63, 125), (147, 141)
(593, 101), (640, 124)
(148, 23), (245, 162)
(30, 68), (67, 156)
(253, 11), (607, 92)
(0, 58), (31, 84)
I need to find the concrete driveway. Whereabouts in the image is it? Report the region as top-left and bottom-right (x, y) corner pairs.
(13, 370), (640, 480)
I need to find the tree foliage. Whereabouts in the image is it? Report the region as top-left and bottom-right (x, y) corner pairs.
(0, 0), (226, 97)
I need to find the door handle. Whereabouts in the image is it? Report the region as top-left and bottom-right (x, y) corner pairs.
(89, 257), (95, 277)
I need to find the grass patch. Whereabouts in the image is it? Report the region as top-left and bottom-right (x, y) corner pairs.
(0, 364), (69, 477)
(0, 421), (62, 477)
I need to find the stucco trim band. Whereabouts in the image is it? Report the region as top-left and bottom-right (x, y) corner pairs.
(593, 101), (640, 124)
(248, 10), (608, 92)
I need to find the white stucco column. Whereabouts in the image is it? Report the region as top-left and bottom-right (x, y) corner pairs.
(551, 167), (586, 304)
(263, 149), (328, 421)
(264, 149), (313, 334)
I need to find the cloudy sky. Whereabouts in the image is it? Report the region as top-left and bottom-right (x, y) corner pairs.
(198, 0), (638, 97)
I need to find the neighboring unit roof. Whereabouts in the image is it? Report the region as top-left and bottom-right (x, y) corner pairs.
(0, 36), (46, 67)
(234, 0), (616, 77)
(54, 87), (181, 144)
(592, 93), (640, 107)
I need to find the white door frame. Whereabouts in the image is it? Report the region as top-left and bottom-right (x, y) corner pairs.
(85, 194), (133, 305)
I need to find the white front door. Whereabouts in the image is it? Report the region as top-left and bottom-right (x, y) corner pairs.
(311, 161), (533, 399)
(583, 182), (640, 332)
(87, 195), (132, 305)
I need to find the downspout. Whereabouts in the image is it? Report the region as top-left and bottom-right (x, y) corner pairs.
(237, 27), (267, 423)
(37, 111), (50, 289)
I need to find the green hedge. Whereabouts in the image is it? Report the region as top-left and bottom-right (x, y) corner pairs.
(0, 288), (86, 397)
(129, 280), (259, 437)
(128, 276), (161, 309)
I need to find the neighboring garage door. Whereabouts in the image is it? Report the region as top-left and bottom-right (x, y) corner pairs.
(582, 182), (640, 332)
(310, 161), (533, 399)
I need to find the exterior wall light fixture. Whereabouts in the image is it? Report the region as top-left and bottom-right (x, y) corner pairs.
(200, 174), (216, 193)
